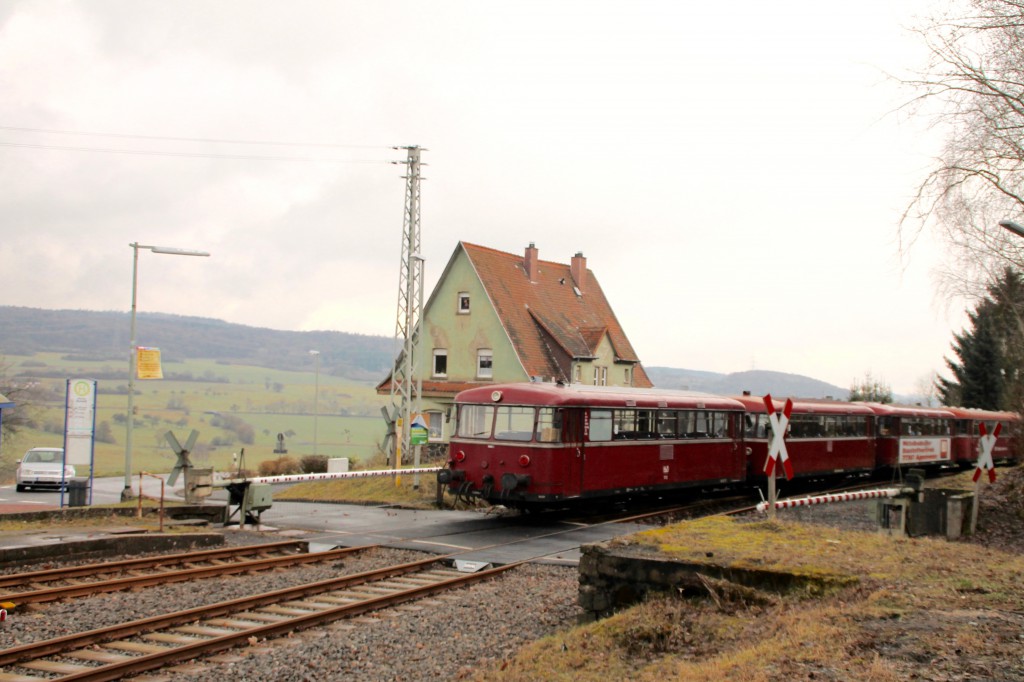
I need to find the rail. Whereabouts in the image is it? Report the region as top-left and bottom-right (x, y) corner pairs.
(0, 556), (520, 681)
(0, 543), (369, 606)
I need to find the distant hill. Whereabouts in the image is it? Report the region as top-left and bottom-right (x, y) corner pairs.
(0, 306), (395, 382)
(646, 366), (849, 400)
(0, 307), (859, 397)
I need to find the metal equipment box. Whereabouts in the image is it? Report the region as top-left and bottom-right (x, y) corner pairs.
(245, 483), (273, 512)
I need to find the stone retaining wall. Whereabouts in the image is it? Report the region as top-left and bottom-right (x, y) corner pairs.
(577, 541), (855, 622)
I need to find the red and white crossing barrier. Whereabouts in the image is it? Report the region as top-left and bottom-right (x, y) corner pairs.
(229, 466), (443, 487)
(756, 487), (908, 514)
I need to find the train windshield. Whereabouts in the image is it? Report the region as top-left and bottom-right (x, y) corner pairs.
(494, 406), (535, 441)
(456, 404), (563, 443)
(457, 404), (496, 439)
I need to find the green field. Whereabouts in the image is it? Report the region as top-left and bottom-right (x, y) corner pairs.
(1, 352), (390, 480)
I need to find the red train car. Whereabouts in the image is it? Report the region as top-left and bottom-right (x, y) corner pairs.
(946, 407), (1019, 466)
(732, 396), (876, 480)
(440, 383), (747, 507)
(866, 403), (955, 469)
(438, 382), (1022, 509)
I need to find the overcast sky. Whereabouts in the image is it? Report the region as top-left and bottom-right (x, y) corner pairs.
(0, 0), (961, 395)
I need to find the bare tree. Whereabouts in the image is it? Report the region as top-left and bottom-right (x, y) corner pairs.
(849, 372), (893, 403)
(901, 0), (1024, 301)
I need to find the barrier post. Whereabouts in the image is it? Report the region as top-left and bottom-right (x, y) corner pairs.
(763, 394), (794, 519)
(970, 422), (1000, 534)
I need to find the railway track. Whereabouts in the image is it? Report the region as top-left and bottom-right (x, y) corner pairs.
(0, 554), (520, 681)
(0, 479), (914, 680)
(0, 541), (369, 606)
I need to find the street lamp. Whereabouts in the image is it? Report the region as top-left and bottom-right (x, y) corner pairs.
(999, 220), (1024, 239)
(309, 350), (320, 456)
(123, 242), (210, 500)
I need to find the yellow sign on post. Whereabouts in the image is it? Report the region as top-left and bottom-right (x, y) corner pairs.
(136, 347), (164, 380)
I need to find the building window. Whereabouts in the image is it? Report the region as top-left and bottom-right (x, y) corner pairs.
(592, 366), (607, 386)
(624, 367), (631, 386)
(477, 349), (493, 379)
(573, 364), (581, 383)
(432, 349), (448, 377)
(426, 410), (443, 441)
(458, 292), (471, 314)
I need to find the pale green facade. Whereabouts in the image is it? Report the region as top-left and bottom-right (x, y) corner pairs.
(416, 249), (529, 443)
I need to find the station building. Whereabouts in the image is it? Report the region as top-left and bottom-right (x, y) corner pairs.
(377, 241), (651, 450)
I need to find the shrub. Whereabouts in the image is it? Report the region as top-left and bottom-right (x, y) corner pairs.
(258, 456), (301, 477)
(300, 455), (329, 474)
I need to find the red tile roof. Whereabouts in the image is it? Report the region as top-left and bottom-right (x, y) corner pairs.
(462, 242), (652, 387)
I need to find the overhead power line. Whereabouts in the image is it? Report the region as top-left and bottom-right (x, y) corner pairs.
(0, 124), (389, 150)
(0, 140), (392, 163)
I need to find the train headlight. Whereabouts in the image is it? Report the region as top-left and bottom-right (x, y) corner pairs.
(454, 450), (466, 463)
(518, 454), (531, 467)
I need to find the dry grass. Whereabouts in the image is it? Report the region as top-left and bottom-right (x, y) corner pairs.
(478, 511), (1024, 681)
(273, 472), (447, 509)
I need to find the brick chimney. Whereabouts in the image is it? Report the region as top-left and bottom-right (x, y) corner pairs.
(524, 242), (539, 282)
(570, 251), (587, 293)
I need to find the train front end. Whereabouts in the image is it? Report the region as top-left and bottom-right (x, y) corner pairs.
(439, 385), (577, 509)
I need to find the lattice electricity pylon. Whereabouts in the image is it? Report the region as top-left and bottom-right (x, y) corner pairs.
(166, 429), (199, 487)
(387, 145), (426, 467)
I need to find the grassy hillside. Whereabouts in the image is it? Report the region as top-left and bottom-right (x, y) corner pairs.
(1, 352), (389, 481)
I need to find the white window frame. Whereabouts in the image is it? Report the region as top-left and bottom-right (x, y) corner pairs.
(458, 292), (471, 314)
(432, 349), (448, 378)
(477, 349), (493, 379)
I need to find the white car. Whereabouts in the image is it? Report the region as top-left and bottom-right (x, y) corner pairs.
(15, 447), (75, 492)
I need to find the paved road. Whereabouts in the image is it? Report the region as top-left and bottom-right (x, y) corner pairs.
(1, 477), (650, 565)
(0, 474), (180, 513)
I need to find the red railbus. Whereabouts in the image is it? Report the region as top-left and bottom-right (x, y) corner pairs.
(867, 403), (955, 469)
(946, 407), (1019, 466)
(732, 396), (876, 480)
(440, 383), (747, 507)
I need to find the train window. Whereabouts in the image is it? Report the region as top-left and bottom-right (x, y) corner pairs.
(742, 413), (763, 438)
(612, 409), (656, 439)
(535, 408), (562, 442)
(457, 404), (495, 439)
(712, 412), (729, 438)
(656, 410), (677, 438)
(824, 416), (838, 438)
(494, 406), (536, 441)
(590, 410), (613, 442)
(878, 416), (894, 436)
(696, 409), (712, 436)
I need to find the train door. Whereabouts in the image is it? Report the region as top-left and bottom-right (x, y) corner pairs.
(579, 407), (616, 495)
(561, 407), (586, 497)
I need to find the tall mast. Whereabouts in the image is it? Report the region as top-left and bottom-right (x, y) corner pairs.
(389, 145), (425, 469)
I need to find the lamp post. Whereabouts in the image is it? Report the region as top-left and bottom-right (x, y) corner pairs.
(123, 243), (210, 501)
(309, 350), (320, 456)
(1000, 219), (1024, 239)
